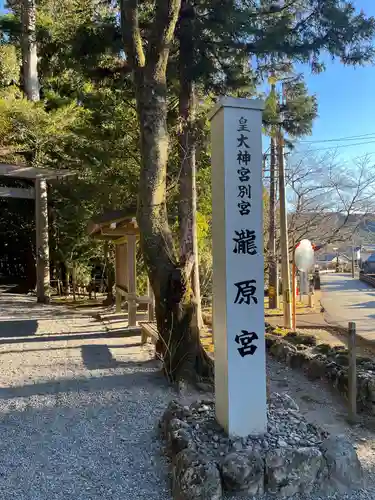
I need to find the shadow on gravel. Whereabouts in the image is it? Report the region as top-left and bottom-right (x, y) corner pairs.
(0, 359), (164, 400)
(0, 362), (173, 500)
(347, 300), (375, 311)
(82, 344), (124, 370)
(0, 328), (141, 345)
(0, 319), (37, 338)
(0, 343), (142, 357)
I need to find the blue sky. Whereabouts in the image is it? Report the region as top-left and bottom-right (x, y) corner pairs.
(1, 0), (375, 163)
(299, 0), (375, 162)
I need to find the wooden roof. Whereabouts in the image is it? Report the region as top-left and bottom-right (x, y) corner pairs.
(88, 208), (139, 241)
(0, 163), (74, 180)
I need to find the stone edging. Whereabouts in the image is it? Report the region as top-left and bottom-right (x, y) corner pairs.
(265, 324), (375, 414)
(160, 399), (363, 500)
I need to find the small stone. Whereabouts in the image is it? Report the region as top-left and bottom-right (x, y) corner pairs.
(173, 449), (222, 500)
(299, 423), (308, 434)
(221, 450), (264, 495)
(213, 435), (219, 442)
(232, 440), (243, 451)
(265, 446), (323, 497)
(277, 439), (287, 448)
(169, 428), (195, 455)
(161, 401), (191, 436)
(195, 424), (200, 430)
(198, 405), (209, 413)
(320, 435), (363, 493)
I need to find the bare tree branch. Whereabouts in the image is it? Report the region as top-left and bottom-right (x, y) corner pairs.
(286, 150), (375, 249)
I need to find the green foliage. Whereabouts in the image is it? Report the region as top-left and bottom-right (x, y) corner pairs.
(0, 44), (19, 86)
(0, 0), (374, 296)
(263, 75), (318, 138)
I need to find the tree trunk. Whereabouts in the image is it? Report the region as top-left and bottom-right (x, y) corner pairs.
(136, 73), (213, 383)
(72, 264), (76, 302)
(178, 0), (203, 329)
(35, 178), (50, 303)
(21, 0), (40, 101)
(121, 0), (213, 384)
(21, 0), (51, 303)
(65, 267), (70, 296)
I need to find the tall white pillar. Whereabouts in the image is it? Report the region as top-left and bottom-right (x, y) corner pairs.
(209, 97), (266, 437)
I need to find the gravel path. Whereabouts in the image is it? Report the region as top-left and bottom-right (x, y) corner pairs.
(0, 294), (175, 500)
(1, 293), (375, 500)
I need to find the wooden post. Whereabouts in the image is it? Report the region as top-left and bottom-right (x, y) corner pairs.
(147, 278), (155, 321)
(352, 244), (355, 278)
(119, 242), (128, 291)
(308, 283), (315, 308)
(292, 261), (296, 330)
(348, 321), (357, 423)
(278, 131), (292, 329)
(115, 244), (121, 312)
(268, 135), (279, 309)
(35, 177), (50, 303)
(72, 264), (76, 302)
(127, 235), (137, 327)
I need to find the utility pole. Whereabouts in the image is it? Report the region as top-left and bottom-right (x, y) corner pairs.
(268, 135), (279, 308)
(351, 238), (355, 278)
(267, 72), (279, 309)
(277, 129), (292, 328)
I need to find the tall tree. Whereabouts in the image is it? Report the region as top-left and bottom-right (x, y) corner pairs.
(263, 70), (318, 308)
(177, 0), (202, 328)
(20, 0), (51, 303)
(120, 0), (214, 383)
(120, 0), (375, 384)
(21, 0), (39, 101)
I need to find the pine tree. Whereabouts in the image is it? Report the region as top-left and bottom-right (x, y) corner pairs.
(120, 0), (375, 383)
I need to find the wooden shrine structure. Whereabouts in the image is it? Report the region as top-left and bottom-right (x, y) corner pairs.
(88, 209), (155, 327)
(0, 162), (72, 302)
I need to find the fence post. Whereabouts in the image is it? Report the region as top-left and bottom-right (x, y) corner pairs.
(348, 321), (357, 423)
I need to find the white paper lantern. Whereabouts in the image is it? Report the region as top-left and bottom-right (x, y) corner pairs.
(295, 239), (314, 272)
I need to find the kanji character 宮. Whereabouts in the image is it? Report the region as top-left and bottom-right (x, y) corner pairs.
(237, 167), (251, 182)
(235, 330), (258, 357)
(238, 200), (251, 215)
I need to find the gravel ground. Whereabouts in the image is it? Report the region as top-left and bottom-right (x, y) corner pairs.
(263, 357), (375, 500)
(1, 293), (375, 500)
(0, 294), (177, 500)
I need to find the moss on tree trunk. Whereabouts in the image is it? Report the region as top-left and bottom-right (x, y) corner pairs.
(136, 77), (213, 384)
(121, 0), (213, 384)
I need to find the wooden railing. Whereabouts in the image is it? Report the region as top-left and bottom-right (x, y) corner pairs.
(115, 283), (155, 324)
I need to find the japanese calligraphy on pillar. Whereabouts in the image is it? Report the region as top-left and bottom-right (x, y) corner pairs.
(210, 97), (266, 436)
(232, 115), (263, 358)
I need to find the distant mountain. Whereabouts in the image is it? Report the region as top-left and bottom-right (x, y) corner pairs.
(288, 211), (375, 249)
